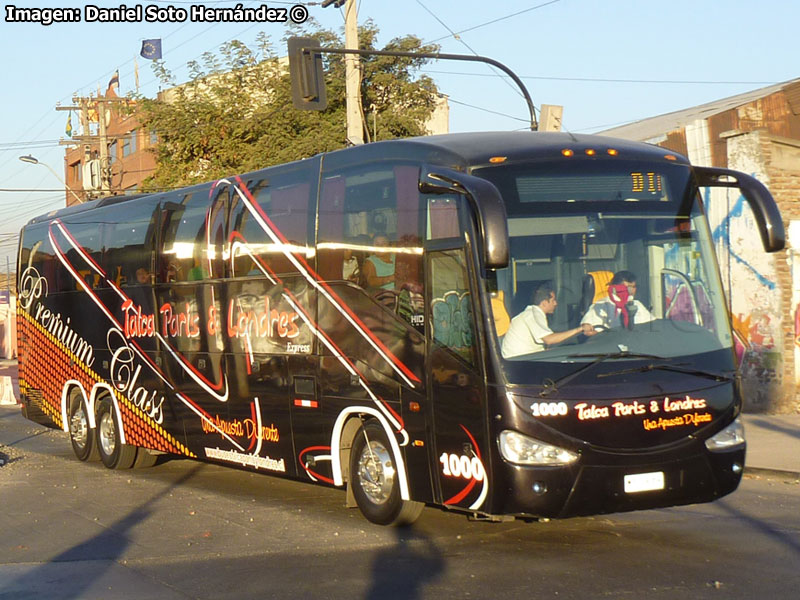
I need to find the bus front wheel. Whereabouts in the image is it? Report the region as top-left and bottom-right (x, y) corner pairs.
(95, 399), (137, 469)
(349, 420), (423, 526)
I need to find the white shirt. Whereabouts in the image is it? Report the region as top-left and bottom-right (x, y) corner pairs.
(581, 298), (654, 329)
(501, 304), (553, 358)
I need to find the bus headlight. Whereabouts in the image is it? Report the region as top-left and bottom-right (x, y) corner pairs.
(499, 430), (579, 466)
(705, 417), (745, 452)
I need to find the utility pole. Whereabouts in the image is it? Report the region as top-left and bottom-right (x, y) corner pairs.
(343, 0), (363, 145)
(96, 97), (112, 195)
(57, 94), (127, 202)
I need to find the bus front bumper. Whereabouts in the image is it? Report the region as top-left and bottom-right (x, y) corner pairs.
(494, 445), (745, 520)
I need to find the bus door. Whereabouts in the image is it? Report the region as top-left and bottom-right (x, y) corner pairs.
(225, 162), (319, 476)
(426, 209), (489, 512)
(306, 161), (431, 492)
(156, 185), (228, 452)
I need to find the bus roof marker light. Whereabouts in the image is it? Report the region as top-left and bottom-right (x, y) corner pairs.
(664, 154), (677, 161)
(607, 148), (619, 156)
(561, 149), (574, 157)
(585, 149), (596, 156)
(489, 156), (507, 164)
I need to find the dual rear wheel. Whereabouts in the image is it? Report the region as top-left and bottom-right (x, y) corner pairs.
(68, 393), (156, 469)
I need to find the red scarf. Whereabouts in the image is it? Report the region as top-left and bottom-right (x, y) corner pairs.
(608, 283), (631, 328)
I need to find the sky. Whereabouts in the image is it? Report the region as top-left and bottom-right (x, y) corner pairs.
(2, 0), (798, 269)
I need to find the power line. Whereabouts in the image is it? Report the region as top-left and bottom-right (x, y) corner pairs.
(414, 0), (524, 101)
(0, 139), (64, 150)
(447, 98), (529, 123)
(424, 0), (562, 45)
(423, 69), (779, 86)
(0, 188), (73, 193)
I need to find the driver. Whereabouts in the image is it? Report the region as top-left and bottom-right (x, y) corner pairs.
(581, 270), (654, 330)
(502, 282), (595, 358)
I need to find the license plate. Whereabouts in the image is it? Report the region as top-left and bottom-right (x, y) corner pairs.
(624, 471), (665, 494)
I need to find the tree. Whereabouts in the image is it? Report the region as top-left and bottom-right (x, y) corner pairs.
(137, 22), (441, 191)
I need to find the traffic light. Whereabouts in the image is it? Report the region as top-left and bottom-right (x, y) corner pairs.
(287, 37), (327, 111)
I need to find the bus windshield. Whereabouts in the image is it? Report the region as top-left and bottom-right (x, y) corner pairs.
(474, 159), (734, 385)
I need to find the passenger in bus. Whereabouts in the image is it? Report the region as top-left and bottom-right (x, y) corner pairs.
(165, 260), (180, 282)
(581, 270), (654, 330)
(135, 267), (151, 285)
(342, 247), (361, 283)
(363, 235), (396, 291)
(125, 266), (153, 311)
(502, 282), (595, 358)
(187, 257), (208, 281)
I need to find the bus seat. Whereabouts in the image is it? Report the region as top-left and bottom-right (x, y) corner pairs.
(491, 290), (510, 337)
(578, 270), (614, 318)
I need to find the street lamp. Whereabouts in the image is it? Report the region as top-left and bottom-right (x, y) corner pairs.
(18, 154), (83, 205)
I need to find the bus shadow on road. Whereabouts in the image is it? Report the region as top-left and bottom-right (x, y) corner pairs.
(747, 416), (800, 442)
(0, 464), (206, 600)
(717, 498), (800, 556)
(363, 527), (445, 600)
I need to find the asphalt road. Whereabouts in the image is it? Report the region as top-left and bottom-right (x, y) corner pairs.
(1, 405), (799, 600)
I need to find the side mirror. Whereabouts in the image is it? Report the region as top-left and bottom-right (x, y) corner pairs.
(287, 37), (327, 111)
(694, 166), (785, 253)
(421, 168), (509, 269)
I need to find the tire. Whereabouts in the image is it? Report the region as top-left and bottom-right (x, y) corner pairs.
(349, 420), (423, 526)
(132, 447), (159, 469)
(95, 398), (137, 469)
(68, 393), (99, 462)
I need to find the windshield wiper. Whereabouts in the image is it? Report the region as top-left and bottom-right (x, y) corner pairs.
(597, 362), (733, 382)
(539, 351), (666, 397)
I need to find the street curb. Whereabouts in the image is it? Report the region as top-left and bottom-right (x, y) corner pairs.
(744, 467), (800, 481)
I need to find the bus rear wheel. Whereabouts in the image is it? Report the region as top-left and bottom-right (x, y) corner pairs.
(95, 399), (137, 469)
(349, 420), (423, 526)
(68, 393), (99, 462)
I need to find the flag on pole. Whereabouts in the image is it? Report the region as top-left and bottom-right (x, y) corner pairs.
(140, 39), (162, 60)
(65, 112), (73, 137)
(134, 56), (140, 91)
(106, 70), (120, 96)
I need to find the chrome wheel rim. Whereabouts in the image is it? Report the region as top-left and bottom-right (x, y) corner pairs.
(69, 404), (89, 450)
(357, 440), (395, 505)
(99, 411), (116, 456)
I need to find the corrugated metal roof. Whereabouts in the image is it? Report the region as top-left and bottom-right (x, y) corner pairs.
(601, 78), (800, 142)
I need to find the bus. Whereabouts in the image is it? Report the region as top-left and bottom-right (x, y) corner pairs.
(16, 131), (784, 526)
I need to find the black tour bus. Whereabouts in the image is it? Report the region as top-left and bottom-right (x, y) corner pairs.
(16, 131), (784, 525)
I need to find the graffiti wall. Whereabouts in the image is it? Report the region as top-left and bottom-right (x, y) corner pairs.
(789, 221), (800, 391)
(705, 131), (783, 411)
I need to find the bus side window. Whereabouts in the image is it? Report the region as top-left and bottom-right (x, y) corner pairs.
(60, 219), (103, 290)
(429, 249), (476, 365)
(158, 191), (212, 284)
(426, 196), (461, 241)
(101, 196), (160, 291)
(318, 163), (425, 329)
(317, 175), (347, 281)
(229, 168), (313, 279)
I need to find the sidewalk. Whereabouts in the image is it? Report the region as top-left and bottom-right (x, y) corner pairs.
(1, 359), (798, 476)
(741, 413), (800, 478)
(0, 358), (19, 406)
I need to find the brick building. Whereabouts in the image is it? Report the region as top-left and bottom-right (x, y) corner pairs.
(63, 97), (157, 206)
(605, 78), (800, 413)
